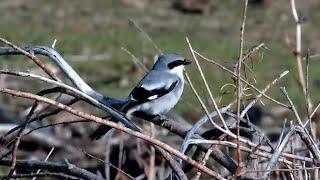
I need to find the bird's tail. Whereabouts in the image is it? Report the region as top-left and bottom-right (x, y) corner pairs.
(89, 118), (113, 140)
(89, 100), (138, 140)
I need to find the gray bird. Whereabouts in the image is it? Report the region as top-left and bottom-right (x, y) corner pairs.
(90, 53), (191, 139)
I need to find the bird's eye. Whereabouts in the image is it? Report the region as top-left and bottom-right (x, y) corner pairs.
(167, 60), (185, 69)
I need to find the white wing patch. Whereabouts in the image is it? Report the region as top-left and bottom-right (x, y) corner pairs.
(147, 95), (158, 100)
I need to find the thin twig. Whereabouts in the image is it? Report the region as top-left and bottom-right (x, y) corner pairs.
(121, 47), (149, 72)
(289, 0), (307, 101)
(236, 0), (248, 168)
(32, 147), (55, 180)
(280, 87), (303, 125)
(6, 100), (39, 179)
(128, 18), (162, 54)
(83, 150), (136, 179)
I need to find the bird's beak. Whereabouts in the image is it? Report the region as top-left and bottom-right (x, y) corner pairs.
(183, 59), (191, 65)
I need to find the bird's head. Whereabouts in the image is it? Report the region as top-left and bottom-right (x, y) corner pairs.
(152, 53), (191, 76)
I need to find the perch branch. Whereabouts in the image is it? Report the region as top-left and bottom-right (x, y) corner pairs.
(0, 88), (224, 179)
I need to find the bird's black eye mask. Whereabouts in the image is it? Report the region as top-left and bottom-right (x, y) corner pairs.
(167, 59), (191, 69)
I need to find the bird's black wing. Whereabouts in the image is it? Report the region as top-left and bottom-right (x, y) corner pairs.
(130, 80), (179, 103)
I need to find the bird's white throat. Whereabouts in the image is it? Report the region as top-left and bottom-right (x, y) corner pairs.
(169, 65), (184, 78)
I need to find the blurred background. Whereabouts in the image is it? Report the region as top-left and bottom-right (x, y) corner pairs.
(1, 0), (320, 178)
(1, 0), (320, 118)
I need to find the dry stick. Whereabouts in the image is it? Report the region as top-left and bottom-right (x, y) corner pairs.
(128, 18), (162, 54)
(305, 49), (311, 119)
(0, 88), (224, 179)
(186, 139), (295, 166)
(236, 0), (248, 169)
(311, 103), (320, 118)
(304, 48), (318, 180)
(262, 128), (296, 179)
(289, 0), (309, 106)
(276, 119), (288, 150)
(6, 101), (39, 179)
(194, 50), (289, 109)
(280, 87), (320, 160)
(156, 147), (188, 180)
(304, 49), (317, 141)
(280, 87), (303, 125)
(83, 150), (135, 179)
(1, 172), (78, 180)
(32, 147), (55, 180)
(192, 147), (214, 180)
(246, 166), (320, 173)
(0, 38), (60, 82)
(0, 158), (104, 180)
(240, 70), (289, 118)
(295, 126), (320, 160)
(23, 120), (89, 136)
(240, 43), (265, 64)
(148, 126), (156, 180)
(186, 37), (229, 131)
(121, 47), (149, 72)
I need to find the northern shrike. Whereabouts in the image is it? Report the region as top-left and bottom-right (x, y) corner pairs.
(90, 53), (191, 139)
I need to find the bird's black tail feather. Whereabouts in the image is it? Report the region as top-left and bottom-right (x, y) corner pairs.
(89, 124), (113, 140)
(89, 100), (140, 140)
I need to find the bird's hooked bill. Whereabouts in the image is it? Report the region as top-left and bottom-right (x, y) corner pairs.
(183, 59), (191, 65)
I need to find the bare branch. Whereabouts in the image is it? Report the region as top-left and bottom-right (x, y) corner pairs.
(0, 158), (104, 180)
(263, 128), (295, 179)
(0, 38), (60, 82)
